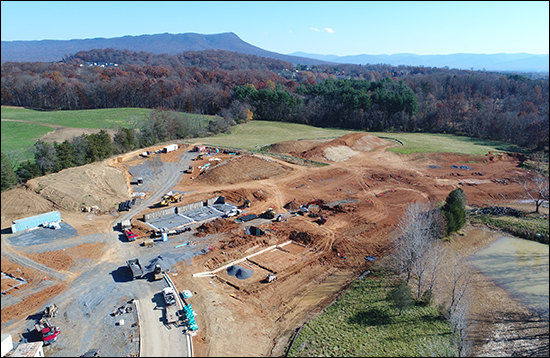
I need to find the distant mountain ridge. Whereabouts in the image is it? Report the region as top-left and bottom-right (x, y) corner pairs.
(289, 51), (549, 72)
(1, 32), (547, 72)
(0, 32), (333, 65)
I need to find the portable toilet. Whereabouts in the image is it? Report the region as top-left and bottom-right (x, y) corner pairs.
(162, 232), (168, 242)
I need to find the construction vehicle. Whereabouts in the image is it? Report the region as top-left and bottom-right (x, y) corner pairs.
(266, 273), (277, 283)
(163, 287), (176, 305)
(124, 229), (138, 242)
(260, 208), (276, 219)
(126, 259), (144, 280)
(153, 264), (164, 280)
(163, 287), (179, 324)
(43, 303), (58, 319)
(159, 192), (184, 206)
(275, 214), (287, 222)
(121, 219), (131, 231)
(35, 318), (60, 345)
(242, 199), (251, 208)
(194, 154), (204, 161)
(186, 165), (193, 174)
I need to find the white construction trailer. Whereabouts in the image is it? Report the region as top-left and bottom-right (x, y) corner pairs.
(163, 144), (178, 153)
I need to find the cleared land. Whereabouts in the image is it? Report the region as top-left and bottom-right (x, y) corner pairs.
(1, 121), (547, 356)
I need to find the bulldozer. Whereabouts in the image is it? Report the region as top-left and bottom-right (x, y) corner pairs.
(160, 192), (184, 206)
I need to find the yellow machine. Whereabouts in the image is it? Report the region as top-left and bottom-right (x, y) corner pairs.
(160, 193), (184, 206)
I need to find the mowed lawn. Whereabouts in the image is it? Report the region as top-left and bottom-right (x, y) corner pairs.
(1, 107), (151, 128)
(1, 121), (55, 162)
(196, 120), (528, 156)
(193, 120), (360, 149)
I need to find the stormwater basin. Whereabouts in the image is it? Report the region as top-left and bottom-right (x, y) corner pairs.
(468, 236), (549, 316)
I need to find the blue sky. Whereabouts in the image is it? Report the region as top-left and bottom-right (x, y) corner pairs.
(1, 1), (548, 56)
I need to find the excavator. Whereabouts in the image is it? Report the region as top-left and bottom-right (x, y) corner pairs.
(159, 192), (184, 206)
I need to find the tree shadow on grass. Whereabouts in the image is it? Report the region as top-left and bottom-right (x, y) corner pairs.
(348, 307), (393, 326)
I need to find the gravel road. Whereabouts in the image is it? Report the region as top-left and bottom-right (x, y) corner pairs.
(4, 149), (198, 356)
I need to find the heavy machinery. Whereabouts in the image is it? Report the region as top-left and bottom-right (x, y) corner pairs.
(35, 318), (60, 345)
(163, 287), (178, 325)
(153, 264), (164, 280)
(266, 273), (277, 283)
(160, 192), (184, 206)
(43, 303), (58, 319)
(260, 208), (276, 219)
(126, 259), (144, 280)
(242, 199), (251, 208)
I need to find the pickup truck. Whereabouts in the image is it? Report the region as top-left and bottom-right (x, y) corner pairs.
(124, 230), (138, 242)
(126, 259), (144, 279)
(223, 208), (242, 218)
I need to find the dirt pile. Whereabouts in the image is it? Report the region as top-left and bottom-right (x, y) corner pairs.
(269, 139), (329, 156)
(25, 162), (129, 212)
(197, 155), (293, 185)
(213, 188), (269, 206)
(194, 218), (241, 237)
(1, 186), (57, 229)
(275, 133), (392, 162)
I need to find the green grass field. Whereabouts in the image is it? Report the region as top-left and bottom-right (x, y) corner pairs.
(370, 132), (528, 155)
(192, 121), (359, 150)
(288, 267), (455, 357)
(1, 106), (531, 167)
(1, 121), (57, 164)
(1, 107), (151, 129)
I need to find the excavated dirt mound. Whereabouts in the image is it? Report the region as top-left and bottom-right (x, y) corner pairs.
(284, 133), (393, 162)
(269, 138), (330, 156)
(1, 186), (57, 229)
(196, 155), (293, 185)
(194, 218), (241, 237)
(25, 161), (129, 212)
(212, 188), (269, 206)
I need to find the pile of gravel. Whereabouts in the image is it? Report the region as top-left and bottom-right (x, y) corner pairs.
(226, 265), (253, 280)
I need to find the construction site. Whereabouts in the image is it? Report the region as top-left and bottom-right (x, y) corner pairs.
(1, 132), (545, 356)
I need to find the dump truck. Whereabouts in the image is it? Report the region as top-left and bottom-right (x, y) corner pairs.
(35, 318), (60, 345)
(160, 192), (184, 206)
(126, 259), (144, 279)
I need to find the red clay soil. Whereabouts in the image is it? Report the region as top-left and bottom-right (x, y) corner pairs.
(1, 132), (540, 356)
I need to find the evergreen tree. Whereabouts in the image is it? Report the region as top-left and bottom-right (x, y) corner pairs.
(15, 160), (42, 183)
(443, 188), (467, 235)
(54, 140), (76, 171)
(1, 152), (17, 191)
(387, 280), (415, 316)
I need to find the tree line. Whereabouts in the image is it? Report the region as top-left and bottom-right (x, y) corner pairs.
(1, 109), (232, 190)
(2, 48), (548, 149)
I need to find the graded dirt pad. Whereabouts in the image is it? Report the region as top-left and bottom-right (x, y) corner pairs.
(23, 243), (106, 271)
(196, 154), (293, 185)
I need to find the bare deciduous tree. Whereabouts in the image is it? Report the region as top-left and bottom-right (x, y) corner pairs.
(393, 201), (445, 298)
(519, 153), (549, 214)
